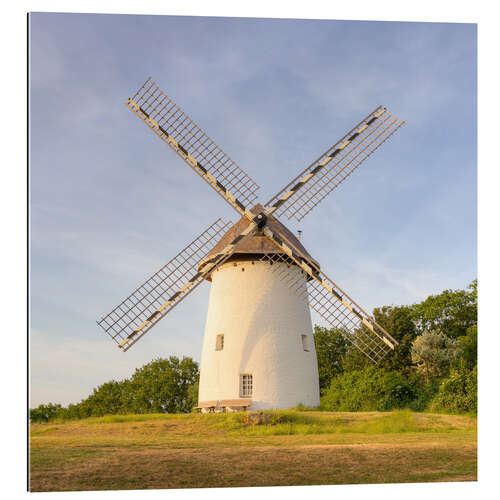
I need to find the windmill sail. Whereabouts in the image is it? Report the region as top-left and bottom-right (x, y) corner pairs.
(99, 76), (403, 370)
(306, 274), (396, 363)
(258, 224), (397, 363)
(127, 78), (260, 215)
(97, 218), (233, 351)
(266, 106), (405, 221)
(259, 250), (395, 363)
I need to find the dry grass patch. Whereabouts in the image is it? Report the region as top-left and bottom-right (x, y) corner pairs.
(30, 410), (476, 491)
(30, 441), (476, 491)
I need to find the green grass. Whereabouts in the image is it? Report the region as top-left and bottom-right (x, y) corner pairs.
(30, 410), (476, 491)
(49, 408), (471, 435)
(165, 408), (471, 436)
(74, 413), (185, 424)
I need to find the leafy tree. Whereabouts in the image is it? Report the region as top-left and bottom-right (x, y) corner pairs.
(77, 380), (132, 417)
(341, 333), (372, 372)
(411, 280), (477, 338)
(128, 356), (199, 414)
(374, 305), (418, 341)
(342, 305), (418, 373)
(313, 326), (348, 390)
(374, 305), (418, 372)
(457, 325), (477, 370)
(34, 356), (200, 421)
(411, 330), (459, 380)
(29, 403), (62, 423)
(64, 403), (84, 420)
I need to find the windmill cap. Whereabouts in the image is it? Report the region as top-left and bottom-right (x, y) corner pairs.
(198, 204), (320, 281)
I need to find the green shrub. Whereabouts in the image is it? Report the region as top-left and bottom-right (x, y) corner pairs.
(429, 366), (477, 414)
(320, 367), (418, 411)
(291, 403), (321, 411)
(187, 379), (199, 412)
(29, 403), (63, 423)
(405, 372), (439, 412)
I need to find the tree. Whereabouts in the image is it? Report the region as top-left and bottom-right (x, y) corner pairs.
(38, 356), (200, 421)
(341, 329), (373, 372)
(411, 330), (459, 380)
(412, 280), (477, 338)
(457, 325), (477, 370)
(128, 356), (199, 414)
(77, 380), (132, 417)
(29, 403), (62, 423)
(340, 305), (418, 373)
(313, 326), (348, 390)
(374, 305), (419, 372)
(374, 305), (418, 341)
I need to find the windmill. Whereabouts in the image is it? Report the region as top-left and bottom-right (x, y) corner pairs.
(97, 77), (405, 412)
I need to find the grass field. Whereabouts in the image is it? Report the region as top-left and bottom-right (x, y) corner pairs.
(29, 409), (476, 492)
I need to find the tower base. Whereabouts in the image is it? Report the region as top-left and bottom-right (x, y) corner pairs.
(198, 259), (320, 410)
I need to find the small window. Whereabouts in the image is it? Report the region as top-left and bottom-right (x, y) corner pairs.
(215, 334), (224, 351)
(301, 334), (309, 352)
(240, 374), (253, 397)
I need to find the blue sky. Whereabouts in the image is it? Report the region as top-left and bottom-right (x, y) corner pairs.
(29, 13), (476, 406)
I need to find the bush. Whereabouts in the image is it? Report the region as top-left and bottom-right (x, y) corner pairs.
(429, 366), (477, 414)
(320, 367), (418, 412)
(405, 372), (439, 412)
(187, 379), (199, 411)
(29, 403), (63, 423)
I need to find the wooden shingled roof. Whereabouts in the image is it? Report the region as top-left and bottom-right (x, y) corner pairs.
(198, 204), (319, 279)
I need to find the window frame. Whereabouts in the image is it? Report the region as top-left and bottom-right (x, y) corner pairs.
(215, 334), (224, 351)
(239, 373), (253, 397)
(301, 334), (309, 352)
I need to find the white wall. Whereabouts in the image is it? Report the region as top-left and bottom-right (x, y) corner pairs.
(198, 260), (320, 410)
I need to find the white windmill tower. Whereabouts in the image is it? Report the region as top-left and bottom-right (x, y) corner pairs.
(197, 204), (321, 410)
(98, 78), (404, 412)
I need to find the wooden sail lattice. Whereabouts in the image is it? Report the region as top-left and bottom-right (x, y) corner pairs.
(98, 76), (405, 362)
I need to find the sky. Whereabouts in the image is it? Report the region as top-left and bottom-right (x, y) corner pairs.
(29, 13), (477, 407)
